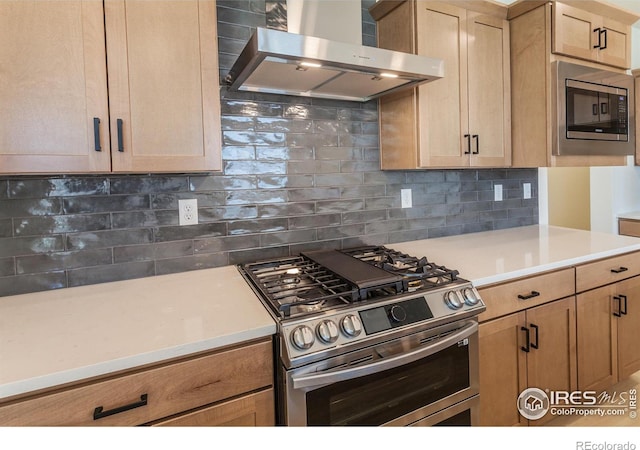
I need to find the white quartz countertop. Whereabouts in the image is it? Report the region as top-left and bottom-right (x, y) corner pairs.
(391, 225), (640, 287)
(4, 225), (640, 403)
(0, 265), (276, 401)
(618, 211), (640, 220)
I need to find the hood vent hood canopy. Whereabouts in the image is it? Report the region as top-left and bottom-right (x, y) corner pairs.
(224, 27), (444, 102)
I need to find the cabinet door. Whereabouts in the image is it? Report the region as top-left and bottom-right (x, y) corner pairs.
(525, 296), (577, 426)
(478, 313), (527, 426)
(416, 2), (469, 167)
(105, 0), (221, 172)
(576, 284), (617, 392)
(0, 0), (111, 174)
(467, 13), (511, 167)
(153, 389), (274, 426)
(616, 277), (640, 380)
(553, 3), (598, 62)
(598, 18), (630, 69)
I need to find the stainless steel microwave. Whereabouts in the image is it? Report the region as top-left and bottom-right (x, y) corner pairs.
(553, 61), (634, 156)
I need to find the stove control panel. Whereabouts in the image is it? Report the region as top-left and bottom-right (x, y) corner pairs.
(282, 283), (485, 360)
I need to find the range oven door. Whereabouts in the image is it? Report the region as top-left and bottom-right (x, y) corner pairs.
(283, 320), (479, 426)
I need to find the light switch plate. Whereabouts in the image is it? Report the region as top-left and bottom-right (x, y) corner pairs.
(494, 184), (503, 202)
(401, 189), (412, 208)
(523, 183), (532, 199)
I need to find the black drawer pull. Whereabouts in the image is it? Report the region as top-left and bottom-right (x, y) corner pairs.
(117, 118), (124, 152)
(93, 117), (101, 152)
(620, 294), (628, 316)
(464, 134), (471, 154)
(93, 394), (148, 420)
(521, 326), (530, 353)
(518, 291), (540, 300)
(611, 267), (628, 274)
(472, 134), (479, 154)
(530, 323), (539, 349)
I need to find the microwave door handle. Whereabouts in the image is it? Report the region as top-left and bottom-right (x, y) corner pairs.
(593, 104), (599, 116)
(291, 321), (478, 390)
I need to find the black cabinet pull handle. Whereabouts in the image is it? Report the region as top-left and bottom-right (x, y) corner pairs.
(593, 27), (602, 49)
(93, 117), (101, 152)
(614, 295), (622, 317)
(620, 294), (628, 316)
(611, 267), (628, 274)
(601, 29), (607, 50)
(521, 326), (530, 353)
(93, 394), (148, 420)
(464, 134), (471, 154)
(518, 291), (540, 300)
(472, 134), (479, 154)
(600, 102), (608, 115)
(117, 118), (124, 152)
(530, 323), (539, 349)
(593, 104), (599, 116)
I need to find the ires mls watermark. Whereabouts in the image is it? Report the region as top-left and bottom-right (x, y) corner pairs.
(517, 387), (637, 421)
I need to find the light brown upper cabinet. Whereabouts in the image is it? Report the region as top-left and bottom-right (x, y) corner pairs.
(370, 0), (511, 169)
(508, 0), (639, 168)
(0, 0), (221, 175)
(553, 2), (631, 70)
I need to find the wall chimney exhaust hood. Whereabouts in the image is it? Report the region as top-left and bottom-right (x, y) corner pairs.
(224, 27), (444, 102)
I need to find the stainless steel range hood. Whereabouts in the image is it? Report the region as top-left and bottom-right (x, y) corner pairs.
(224, 26), (444, 102)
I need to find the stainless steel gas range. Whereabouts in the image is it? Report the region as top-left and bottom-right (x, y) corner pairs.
(238, 245), (485, 426)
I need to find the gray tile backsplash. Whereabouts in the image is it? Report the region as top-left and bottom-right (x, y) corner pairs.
(0, 0), (538, 297)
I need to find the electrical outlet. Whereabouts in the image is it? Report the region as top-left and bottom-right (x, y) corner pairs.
(178, 199), (198, 225)
(401, 189), (412, 208)
(494, 184), (503, 202)
(523, 183), (532, 199)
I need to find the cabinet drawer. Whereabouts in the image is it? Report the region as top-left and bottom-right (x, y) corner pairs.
(0, 339), (273, 426)
(478, 268), (575, 322)
(152, 388), (274, 426)
(576, 251), (640, 293)
(618, 219), (640, 238)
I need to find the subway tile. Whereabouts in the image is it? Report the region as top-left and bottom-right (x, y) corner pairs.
(194, 234), (261, 254)
(221, 146), (256, 160)
(67, 261), (155, 288)
(223, 131), (286, 146)
(338, 133), (379, 148)
(317, 224), (365, 241)
(283, 105), (337, 120)
(255, 117), (313, 133)
(64, 195), (149, 214)
(153, 223), (227, 242)
(256, 147), (314, 161)
(67, 229), (153, 251)
(8, 178), (109, 199)
(217, 36), (250, 57)
(228, 218), (288, 235)
(290, 239), (343, 254)
(445, 212), (480, 226)
(226, 189), (288, 205)
(224, 160), (286, 175)
(289, 214), (341, 230)
(151, 192), (227, 209)
(287, 161), (341, 175)
(113, 241), (193, 263)
(260, 229), (317, 247)
(316, 199), (365, 214)
(228, 246), (289, 265)
(341, 233), (388, 248)
(314, 120), (351, 135)
(155, 253), (229, 276)
(462, 222), (494, 235)
(16, 249), (113, 274)
(286, 133), (339, 148)
(0, 272), (66, 297)
(428, 225), (464, 239)
(342, 210), (387, 225)
(111, 210), (177, 229)
(216, 4), (265, 28)
(0, 180), (7, 199)
(257, 175), (314, 189)
(0, 198), (62, 219)
(340, 161), (382, 173)
(221, 100), (283, 117)
(315, 146), (361, 160)
(0, 236), (64, 257)
(190, 174), (257, 191)
(315, 173), (363, 187)
(287, 187), (340, 202)
(258, 203), (315, 218)
(366, 220), (408, 235)
(15, 214), (110, 236)
(363, 171), (406, 185)
(199, 205), (258, 221)
(405, 171), (445, 184)
(388, 229), (430, 244)
(340, 185), (386, 198)
(337, 108), (378, 122)
(110, 176), (189, 195)
(216, 21), (253, 41)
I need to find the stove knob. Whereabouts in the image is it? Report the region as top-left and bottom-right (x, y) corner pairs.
(444, 290), (464, 310)
(316, 320), (339, 344)
(340, 314), (363, 338)
(462, 288), (480, 306)
(290, 325), (315, 350)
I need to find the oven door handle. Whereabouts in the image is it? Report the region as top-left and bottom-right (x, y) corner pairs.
(291, 321), (478, 390)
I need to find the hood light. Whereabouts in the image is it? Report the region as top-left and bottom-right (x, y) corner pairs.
(380, 73), (399, 78)
(299, 62), (322, 68)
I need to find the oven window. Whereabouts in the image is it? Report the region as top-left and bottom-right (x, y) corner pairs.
(566, 85), (627, 136)
(306, 341), (469, 426)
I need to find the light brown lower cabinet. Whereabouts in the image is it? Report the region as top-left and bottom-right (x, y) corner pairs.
(152, 389), (274, 427)
(577, 276), (640, 392)
(0, 338), (274, 426)
(479, 294), (577, 426)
